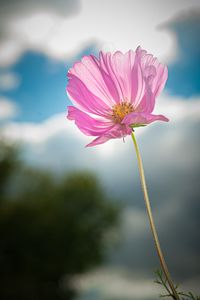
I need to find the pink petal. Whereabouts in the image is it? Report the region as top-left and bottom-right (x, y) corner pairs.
(122, 111), (169, 126)
(100, 50), (146, 109)
(91, 55), (121, 103)
(86, 124), (132, 147)
(68, 55), (119, 107)
(86, 135), (111, 147)
(111, 51), (134, 101)
(99, 50), (136, 102)
(135, 83), (154, 113)
(153, 64), (168, 98)
(135, 46), (168, 112)
(99, 52), (124, 101)
(67, 106), (113, 136)
(130, 54), (145, 108)
(67, 74), (112, 117)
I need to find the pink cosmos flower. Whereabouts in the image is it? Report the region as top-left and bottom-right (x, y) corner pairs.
(66, 46), (168, 147)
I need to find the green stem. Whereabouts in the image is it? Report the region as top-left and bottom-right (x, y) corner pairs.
(131, 131), (180, 300)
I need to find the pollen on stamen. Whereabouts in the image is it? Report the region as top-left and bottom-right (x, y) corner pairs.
(112, 102), (134, 123)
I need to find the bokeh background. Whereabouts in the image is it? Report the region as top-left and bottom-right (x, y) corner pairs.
(0, 0), (200, 299)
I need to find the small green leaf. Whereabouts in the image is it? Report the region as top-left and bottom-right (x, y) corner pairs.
(129, 123), (147, 128)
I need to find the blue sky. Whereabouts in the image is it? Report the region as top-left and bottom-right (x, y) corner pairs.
(0, 45), (97, 122)
(166, 11), (200, 97)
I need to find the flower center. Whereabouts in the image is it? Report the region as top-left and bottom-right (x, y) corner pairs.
(112, 102), (134, 123)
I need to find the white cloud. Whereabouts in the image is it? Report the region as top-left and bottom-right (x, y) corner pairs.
(0, 0), (79, 19)
(73, 266), (200, 299)
(1, 0), (200, 66)
(122, 209), (147, 239)
(0, 113), (68, 143)
(0, 72), (20, 90)
(0, 97), (19, 119)
(155, 94), (200, 121)
(0, 39), (24, 67)
(73, 267), (160, 300)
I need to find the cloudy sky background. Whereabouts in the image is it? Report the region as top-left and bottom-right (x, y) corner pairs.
(0, 0), (200, 299)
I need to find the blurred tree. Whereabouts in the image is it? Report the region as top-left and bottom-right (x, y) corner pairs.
(0, 142), (119, 300)
(0, 141), (19, 197)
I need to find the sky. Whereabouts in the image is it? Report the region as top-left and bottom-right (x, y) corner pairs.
(0, 0), (200, 299)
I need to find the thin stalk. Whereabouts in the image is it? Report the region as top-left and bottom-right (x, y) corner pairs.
(131, 131), (180, 300)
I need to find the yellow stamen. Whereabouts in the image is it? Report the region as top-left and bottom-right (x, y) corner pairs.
(112, 102), (134, 123)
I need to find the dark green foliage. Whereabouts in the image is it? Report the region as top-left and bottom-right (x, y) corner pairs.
(0, 142), (119, 300)
(0, 142), (19, 197)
